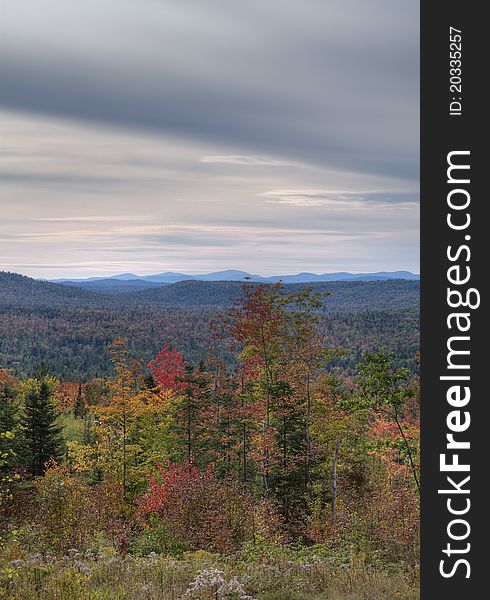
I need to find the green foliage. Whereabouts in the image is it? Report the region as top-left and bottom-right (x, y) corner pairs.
(34, 463), (95, 553)
(58, 412), (85, 444)
(19, 376), (63, 476)
(357, 351), (411, 411)
(353, 351), (420, 492)
(0, 370), (22, 458)
(0, 431), (20, 507)
(130, 518), (189, 557)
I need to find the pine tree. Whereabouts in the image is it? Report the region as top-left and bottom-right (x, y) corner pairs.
(21, 378), (63, 476)
(74, 384), (86, 418)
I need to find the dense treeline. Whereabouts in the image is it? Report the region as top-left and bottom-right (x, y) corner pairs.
(124, 279), (420, 311)
(0, 284), (419, 598)
(0, 272), (99, 309)
(0, 272), (419, 378)
(0, 306), (419, 380)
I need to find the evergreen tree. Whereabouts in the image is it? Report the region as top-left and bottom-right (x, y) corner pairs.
(74, 384), (86, 418)
(20, 378), (63, 476)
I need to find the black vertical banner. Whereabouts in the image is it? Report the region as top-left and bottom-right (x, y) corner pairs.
(421, 2), (485, 597)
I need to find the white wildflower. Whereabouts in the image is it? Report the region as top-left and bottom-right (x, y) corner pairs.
(72, 560), (92, 575)
(183, 568), (255, 599)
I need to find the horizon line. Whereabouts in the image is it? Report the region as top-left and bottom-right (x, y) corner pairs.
(1, 268), (421, 280)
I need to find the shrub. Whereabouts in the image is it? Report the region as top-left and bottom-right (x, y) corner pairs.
(138, 462), (254, 554)
(130, 517), (189, 557)
(34, 462), (94, 553)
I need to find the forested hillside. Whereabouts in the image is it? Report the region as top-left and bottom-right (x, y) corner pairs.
(0, 273), (419, 379)
(56, 278), (169, 293)
(0, 272), (419, 311)
(0, 272), (100, 309)
(126, 279), (420, 311)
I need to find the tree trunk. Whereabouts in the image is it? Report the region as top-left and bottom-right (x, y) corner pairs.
(122, 411), (127, 498)
(305, 372), (312, 493)
(241, 374), (247, 482)
(393, 411), (420, 492)
(260, 325), (271, 493)
(187, 392), (192, 464)
(331, 439), (340, 525)
(242, 421), (247, 482)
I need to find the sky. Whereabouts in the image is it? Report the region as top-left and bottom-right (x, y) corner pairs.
(0, 0), (419, 278)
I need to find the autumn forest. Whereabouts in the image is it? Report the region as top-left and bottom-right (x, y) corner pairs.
(0, 277), (420, 599)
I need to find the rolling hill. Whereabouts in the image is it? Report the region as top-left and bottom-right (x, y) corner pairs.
(50, 269), (420, 292)
(126, 279), (420, 312)
(0, 271), (101, 309)
(55, 278), (168, 293)
(2, 272), (419, 312)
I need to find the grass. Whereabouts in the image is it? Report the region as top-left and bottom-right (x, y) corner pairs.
(0, 544), (419, 599)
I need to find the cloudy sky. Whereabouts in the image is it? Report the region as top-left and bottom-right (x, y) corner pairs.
(0, 0), (419, 278)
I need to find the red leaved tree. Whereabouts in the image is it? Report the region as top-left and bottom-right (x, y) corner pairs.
(148, 342), (187, 392)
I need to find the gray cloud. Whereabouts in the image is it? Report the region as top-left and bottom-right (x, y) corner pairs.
(199, 155), (294, 166)
(0, 171), (127, 189)
(0, 2), (419, 278)
(261, 189), (419, 208)
(0, 0), (419, 181)
(33, 216), (147, 223)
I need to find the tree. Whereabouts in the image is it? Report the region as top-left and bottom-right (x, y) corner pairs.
(0, 430), (19, 507)
(1, 372), (20, 457)
(95, 339), (152, 499)
(310, 374), (356, 531)
(355, 351), (420, 492)
(226, 284), (287, 493)
(281, 288), (343, 494)
(20, 377), (63, 476)
(149, 343), (218, 468)
(148, 342), (187, 392)
(74, 384), (87, 418)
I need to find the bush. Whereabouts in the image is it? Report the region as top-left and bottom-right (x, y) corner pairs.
(138, 463), (254, 554)
(34, 462), (94, 554)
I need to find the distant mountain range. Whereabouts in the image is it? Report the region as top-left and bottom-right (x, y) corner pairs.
(50, 270), (419, 292)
